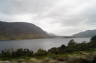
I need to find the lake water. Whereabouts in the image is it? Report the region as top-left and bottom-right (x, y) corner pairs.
(0, 38), (90, 51)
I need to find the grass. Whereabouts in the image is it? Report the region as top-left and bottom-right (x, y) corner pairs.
(0, 51), (95, 62)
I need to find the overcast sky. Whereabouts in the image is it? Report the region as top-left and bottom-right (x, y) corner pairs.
(0, 0), (96, 36)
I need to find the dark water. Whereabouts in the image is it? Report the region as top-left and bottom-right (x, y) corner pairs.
(0, 38), (90, 51)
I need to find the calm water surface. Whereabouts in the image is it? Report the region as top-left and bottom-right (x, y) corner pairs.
(0, 38), (90, 51)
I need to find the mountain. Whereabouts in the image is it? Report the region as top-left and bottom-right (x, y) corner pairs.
(73, 30), (96, 37)
(0, 21), (48, 40)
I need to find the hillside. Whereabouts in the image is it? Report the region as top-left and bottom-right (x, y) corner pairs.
(0, 21), (48, 40)
(73, 30), (96, 37)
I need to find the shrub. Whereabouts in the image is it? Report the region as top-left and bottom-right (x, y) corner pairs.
(35, 49), (47, 56)
(48, 47), (59, 54)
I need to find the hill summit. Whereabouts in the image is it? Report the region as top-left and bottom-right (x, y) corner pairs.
(73, 30), (96, 37)
(0, 21), (48, 40)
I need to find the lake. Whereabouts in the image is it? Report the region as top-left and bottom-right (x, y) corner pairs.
(0, 38), (90, 51)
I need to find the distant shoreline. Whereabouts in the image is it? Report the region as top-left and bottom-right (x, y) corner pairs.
(0, 37), (91, 41)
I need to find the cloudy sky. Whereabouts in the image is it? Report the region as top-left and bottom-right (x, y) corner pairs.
(0, 0), (96, 36)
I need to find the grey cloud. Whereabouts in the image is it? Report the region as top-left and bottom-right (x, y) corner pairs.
(86, 7), (96, 25)
(0, 0), (58, 14)
(0, 0), (96, 35)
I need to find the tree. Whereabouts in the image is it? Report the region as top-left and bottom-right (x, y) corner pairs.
(89, 36), (96, 48)
(66, 39), (78, 52)
(68, 39), (77, 46)
(58, 44), (66, 53)
(91, 36), (96, 42)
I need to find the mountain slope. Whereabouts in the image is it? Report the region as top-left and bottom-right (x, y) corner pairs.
(73, 30), (96, 37)
(0, 21), (48, 40)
